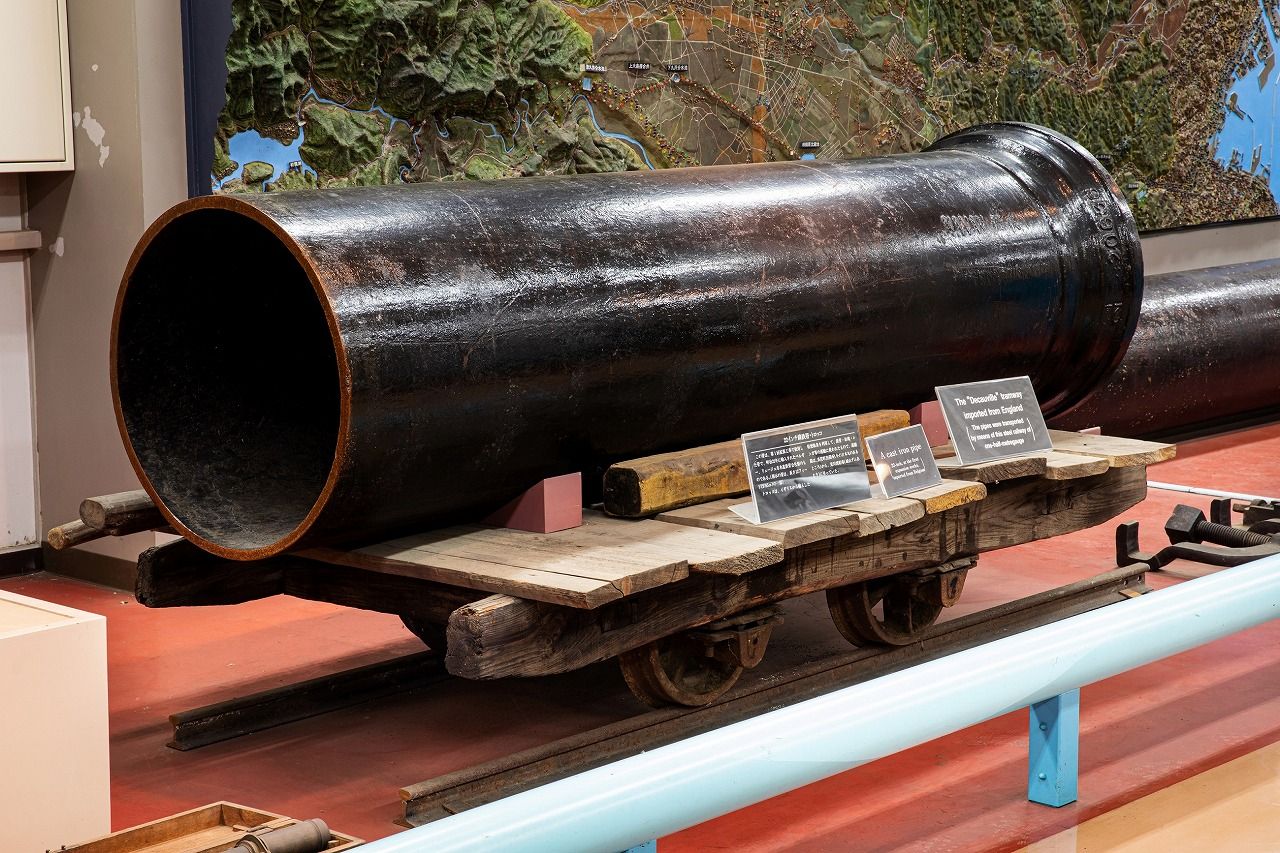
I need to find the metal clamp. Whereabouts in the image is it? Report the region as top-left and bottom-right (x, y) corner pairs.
(690, 606), (784, 670)
(1117, 502), (1280, 571)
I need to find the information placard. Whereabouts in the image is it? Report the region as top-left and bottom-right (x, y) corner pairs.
(865, 424), (943, 498)
(731, 414), (872, 524)
(935, 376), (1052, 465)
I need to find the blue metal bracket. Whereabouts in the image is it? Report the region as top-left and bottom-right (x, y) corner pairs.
(621, 842), (657, 853)
(1027, 688), (1079, 807)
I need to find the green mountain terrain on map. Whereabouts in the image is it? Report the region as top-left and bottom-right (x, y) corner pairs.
(214, 0), (1279, 230)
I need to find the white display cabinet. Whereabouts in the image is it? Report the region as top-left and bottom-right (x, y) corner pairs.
(0, 0), (73, 171)
(0, 591), (109, 851)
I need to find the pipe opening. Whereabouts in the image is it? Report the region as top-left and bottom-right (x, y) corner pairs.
(114, 208), (340, 554)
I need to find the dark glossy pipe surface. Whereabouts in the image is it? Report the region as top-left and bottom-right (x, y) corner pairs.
(1051, 258), (1280, 438)
(112, 122), (1142, 560)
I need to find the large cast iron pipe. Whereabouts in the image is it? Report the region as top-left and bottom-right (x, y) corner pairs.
(1051, 257), (1280, 438)
(112, 122), (1142, 560)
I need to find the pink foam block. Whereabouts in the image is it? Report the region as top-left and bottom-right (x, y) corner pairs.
(1078, 426), (1102, 435)
(483, 472), (583, 533)
(909, 400), (951, 447)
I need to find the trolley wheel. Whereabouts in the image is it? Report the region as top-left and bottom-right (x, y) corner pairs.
(827, 562), (971, 647)
(619, 634), (744, 708)
(400, 613), (448, 654)
(619, 606), (783, 708)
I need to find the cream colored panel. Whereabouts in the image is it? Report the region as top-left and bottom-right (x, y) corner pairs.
(0, 0), (68, 165)
(0, 591), (110, 851)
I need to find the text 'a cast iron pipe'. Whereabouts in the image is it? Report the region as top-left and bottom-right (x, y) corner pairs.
(112, 122), (1142, 560)
(1050, 258), (1280, 438)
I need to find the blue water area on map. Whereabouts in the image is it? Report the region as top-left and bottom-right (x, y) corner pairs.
(575, 95), (655, 169)
(215, 128), (314, 190)
(1214, 0), (1280, 195)
(214, 89), (418, 189)
(308, 88), (408, 131)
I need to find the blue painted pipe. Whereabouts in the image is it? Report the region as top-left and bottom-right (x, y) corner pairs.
(362, 556), (1280, 852)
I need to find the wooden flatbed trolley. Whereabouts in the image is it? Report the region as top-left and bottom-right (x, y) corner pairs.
(52, 413), (1175, 708)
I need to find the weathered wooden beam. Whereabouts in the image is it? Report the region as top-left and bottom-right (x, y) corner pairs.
(136, 540), (286, 608)
(602, 409), (911, 518)
(79, 489), (166, 535)
(47, 520), (105, 550)
(445, 465), (1147, 679)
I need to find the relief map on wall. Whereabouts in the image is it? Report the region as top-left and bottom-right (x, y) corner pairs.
(209, 0), (1280, 231)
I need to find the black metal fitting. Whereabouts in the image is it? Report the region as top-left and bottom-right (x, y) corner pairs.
(1165, 504), (1272, 548)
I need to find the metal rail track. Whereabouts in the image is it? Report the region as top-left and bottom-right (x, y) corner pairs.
(166, 567), (1146, 785)
(168, 652), (448, 751)
(397, 564), (1149, 827)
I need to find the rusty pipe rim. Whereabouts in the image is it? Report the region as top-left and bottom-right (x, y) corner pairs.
(110, 194), (352, 561)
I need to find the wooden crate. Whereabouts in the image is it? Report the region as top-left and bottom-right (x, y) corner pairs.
(59, 801), (361, 853)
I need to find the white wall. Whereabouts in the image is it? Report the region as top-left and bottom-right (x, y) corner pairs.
(1141, 218), (1280, 276)
(27, 0), (186, 566)
(0, 176), (38, 550)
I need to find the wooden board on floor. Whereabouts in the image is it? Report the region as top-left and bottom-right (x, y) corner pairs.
(309, 511), (781, 608)
(61, 801), (361, 852)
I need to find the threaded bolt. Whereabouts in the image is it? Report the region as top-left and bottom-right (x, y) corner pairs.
(1194, 520), (1271, 548)
(1167, 504), (1273, 548)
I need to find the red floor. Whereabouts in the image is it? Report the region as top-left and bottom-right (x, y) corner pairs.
(5, 421), (1280, 849)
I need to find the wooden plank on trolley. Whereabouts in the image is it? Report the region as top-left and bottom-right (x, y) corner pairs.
(447, 466), (1151, 680)
(391, 514), (778, 580)
(900, 479), (988, 513)
(603, 409), (910, 517)
(657, 500), (861, 548)
(311, 511), (780, 606)
(935, 454), (1047, 483)
(659, 487), (955, 549)
(1045, 430), (1176, 467)
(1043, 451), (1110, 480)
(312, 546), (623, 609)
(569, 517), (783, 577)
(838, 495), (926, 534)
